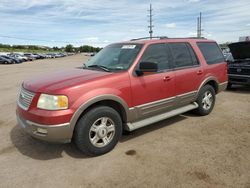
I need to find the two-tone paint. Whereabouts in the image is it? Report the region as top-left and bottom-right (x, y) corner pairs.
(16, 38), (228, 143)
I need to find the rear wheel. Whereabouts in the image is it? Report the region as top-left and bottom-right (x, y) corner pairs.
(194, 85), (216, 116)
(74, 106), (122, 156)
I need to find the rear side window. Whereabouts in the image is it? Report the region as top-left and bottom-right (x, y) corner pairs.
(140, 43), (171, 71)
(168, 43), (198, 68)
(197, 42), (224, 64)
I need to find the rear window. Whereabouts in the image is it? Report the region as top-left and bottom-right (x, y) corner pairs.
(197, 42), (224, 64)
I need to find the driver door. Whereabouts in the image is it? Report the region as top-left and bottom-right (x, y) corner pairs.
(130, 43), (175, 120)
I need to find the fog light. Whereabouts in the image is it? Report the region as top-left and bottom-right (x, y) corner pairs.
(37, 127), (48, 134)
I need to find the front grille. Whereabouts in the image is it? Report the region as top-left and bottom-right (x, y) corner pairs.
(228, 67), (250, 75)
(18, 87), (35, 110)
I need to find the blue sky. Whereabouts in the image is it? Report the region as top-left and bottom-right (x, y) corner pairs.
(0, 0), (250, 47)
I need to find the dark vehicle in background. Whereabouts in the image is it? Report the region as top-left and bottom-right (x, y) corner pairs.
(33, 53), (46, 59)
(0, 55), (22, 64)
(46, 53), (56, 58)
(227, 41), (250, 88)
(0, 56), (15, 64)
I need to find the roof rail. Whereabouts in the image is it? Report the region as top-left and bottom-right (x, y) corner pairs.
(186, 37), (207, 39)
(130, 36), (207, 41)
(130, 36), (168, 41)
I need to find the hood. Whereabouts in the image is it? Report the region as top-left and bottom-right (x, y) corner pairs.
(228, 42), (250, 60)
(23, 68), (112, 93)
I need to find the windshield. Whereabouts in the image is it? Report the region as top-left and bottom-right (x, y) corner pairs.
(85, 43), (143, 71)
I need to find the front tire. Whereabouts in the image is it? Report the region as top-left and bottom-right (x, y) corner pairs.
(74, 106), (122, 156)
(194, 85), (216, 116)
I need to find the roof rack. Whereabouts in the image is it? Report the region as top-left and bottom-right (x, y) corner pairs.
(186, 37), (207, 39)
(130, 36), (168, 41)
(130, 36), (206, 41)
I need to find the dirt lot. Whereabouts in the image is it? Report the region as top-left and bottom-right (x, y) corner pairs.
(0, 54), (249, 188)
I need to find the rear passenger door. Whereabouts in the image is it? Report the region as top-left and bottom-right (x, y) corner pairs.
(168, 43), (202, 106)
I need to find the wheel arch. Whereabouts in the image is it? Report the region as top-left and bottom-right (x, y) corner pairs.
(69, 95), (130, 135)
(198, 77), (219, 95)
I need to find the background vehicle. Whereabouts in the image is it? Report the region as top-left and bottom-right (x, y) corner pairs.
(33, 53), (46, 59)
(0, 56), (15, 64)
(23, 53), (36, 61)
(9, 54), (28, 62)
(227, 41), (250, 88)
(16, 37), (228, 156)
(0, 55), (22, 64)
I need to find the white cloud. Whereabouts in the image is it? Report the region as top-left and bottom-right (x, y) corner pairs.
(130, 29), (146, 32)
(85, 37), (99, 42)
(188, 32), (197, 36)
(1, 0), (250, 46)
(187, 0), (200, 2)
(165, 23), (176, 29)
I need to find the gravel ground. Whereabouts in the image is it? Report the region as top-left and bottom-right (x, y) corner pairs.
(0, 54), (249, 188)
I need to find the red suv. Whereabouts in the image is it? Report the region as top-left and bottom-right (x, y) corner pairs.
(16, 37), (228, 155)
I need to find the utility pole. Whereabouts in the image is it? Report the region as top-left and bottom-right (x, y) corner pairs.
(148, 4), (154, 39)
(197, 17), (200, 38)
(197, 12), (202, 37)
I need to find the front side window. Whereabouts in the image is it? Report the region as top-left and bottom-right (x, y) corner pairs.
(197, 42), (224, 64)
(85, 43), (142, 71)
(168, 43), (195, 68)
(140, 43), (171, 71)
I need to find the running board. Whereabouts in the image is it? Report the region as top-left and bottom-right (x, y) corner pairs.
(125, 102), (198, 131)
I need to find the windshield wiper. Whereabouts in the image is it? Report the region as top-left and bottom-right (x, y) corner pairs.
(87, 65), (111, 72)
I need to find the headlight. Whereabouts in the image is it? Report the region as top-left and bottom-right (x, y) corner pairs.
(37, 94), (68, 110)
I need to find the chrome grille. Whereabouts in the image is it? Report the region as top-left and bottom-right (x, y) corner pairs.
(18, 87), (35, 110)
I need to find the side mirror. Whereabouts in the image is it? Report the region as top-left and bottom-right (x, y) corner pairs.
(136, 61), (158, 76)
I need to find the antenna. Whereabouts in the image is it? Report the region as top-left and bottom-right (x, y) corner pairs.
(148, 4), (154, 39)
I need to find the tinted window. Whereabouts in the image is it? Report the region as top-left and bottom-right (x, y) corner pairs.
(197, 42), (224, 64)
(168, 43), (196, 68)
(187, 45), (199, 65)
(140, 44), (171, 71)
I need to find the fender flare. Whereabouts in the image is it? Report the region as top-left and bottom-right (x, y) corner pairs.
(195, 76), (219, 99)
(69, 94), (130, 133)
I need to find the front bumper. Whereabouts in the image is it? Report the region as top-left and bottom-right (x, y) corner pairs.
(16, 112), (72, 143)
(228, 74), (250, 85)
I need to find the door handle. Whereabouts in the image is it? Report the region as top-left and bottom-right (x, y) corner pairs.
(197, 70), (203, 75)
(163, 76), (171, 81)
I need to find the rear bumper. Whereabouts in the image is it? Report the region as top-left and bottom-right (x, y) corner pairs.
(228, 74), (250, 85)
(16, 111), (72, 143)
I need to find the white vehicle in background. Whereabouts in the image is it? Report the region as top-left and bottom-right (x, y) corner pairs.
(9, 53), (28, 61)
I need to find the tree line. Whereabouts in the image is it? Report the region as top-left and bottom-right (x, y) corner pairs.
(0, 43), (102, 53)
(65, 44), (102, 53)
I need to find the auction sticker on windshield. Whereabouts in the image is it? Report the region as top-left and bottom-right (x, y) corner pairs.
(121, 45), (136, 49)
